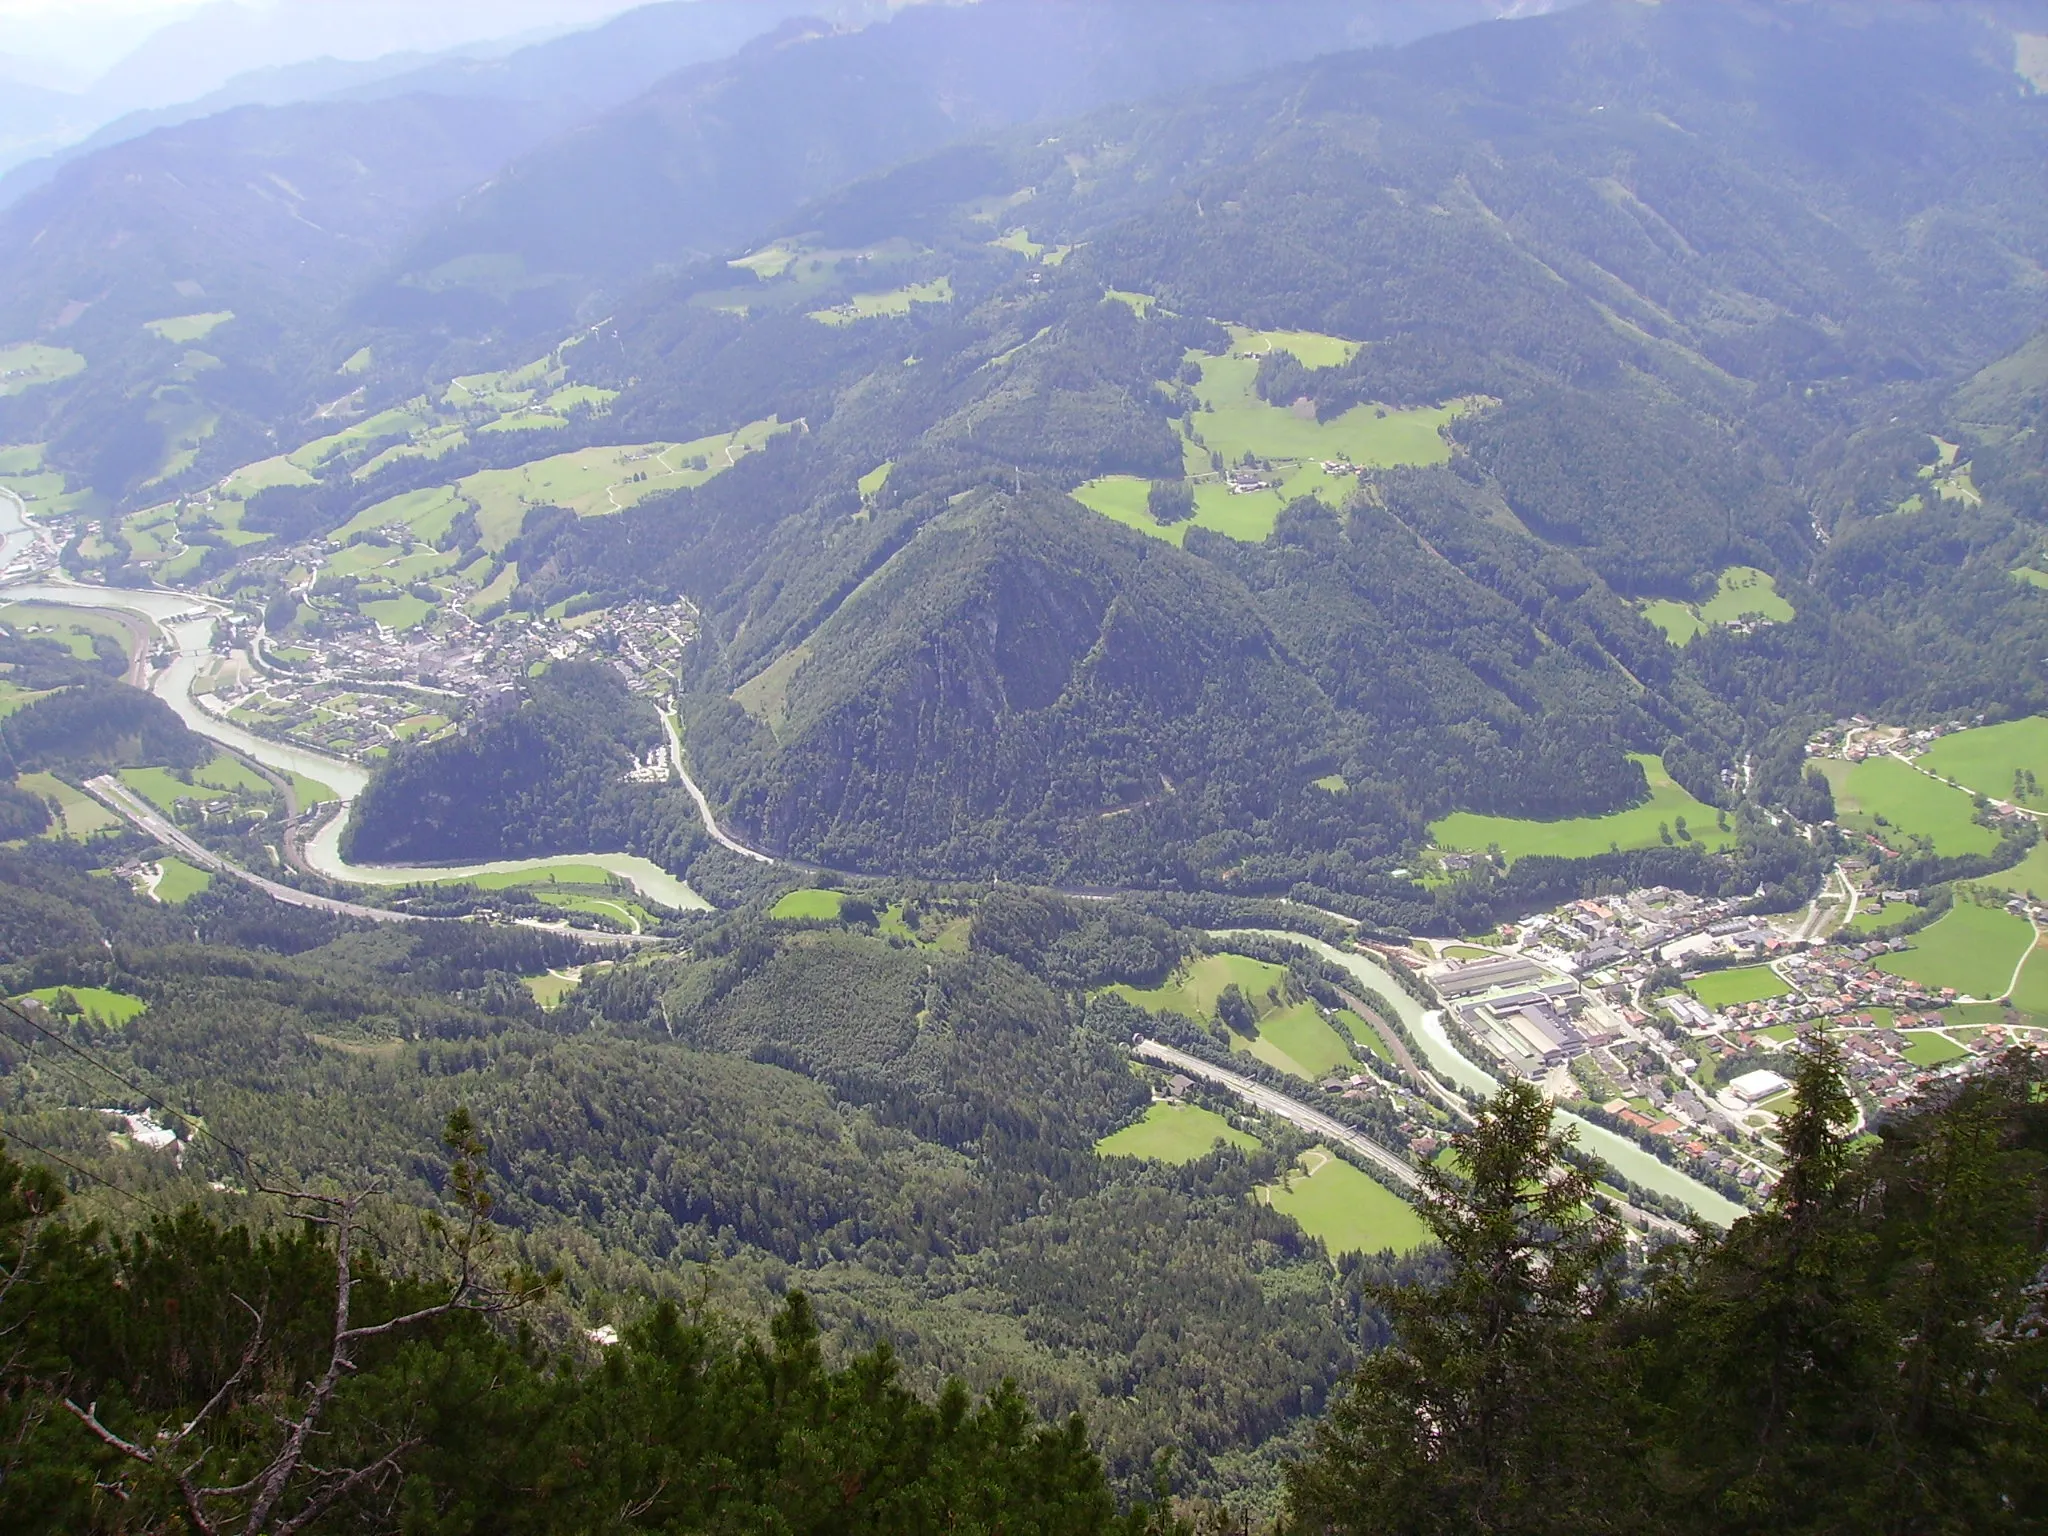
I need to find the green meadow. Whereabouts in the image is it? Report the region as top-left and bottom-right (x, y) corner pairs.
(1261, 1150), (1431, 1258)
(1096, 1101), (1259, 1163)
(0, 602), (134, 664)
(1430, 755), (1733, 863)
(20, 986), (148, 1024)
(810, 276), (954, 325)
(144, 311), (233, 343)
(1848, 899), (1923, 932)
(1917, 717), (2048, 809)
(1239, 1002), (1365, 1081)
(1070, 324), (1469, 546)
(1901, 1031), (1969, 1067)
(16, 772), (118, 838)
(1876, 900), (2035, 998)
(0, 680), (49, 718)
(1112, 952), (1291, 1020)
(771, 888), (846, 920)
(1641, 566), (1794, 643)
(153, 858), (214, 904)
(0, 342), (85, 396)
(1819, 756), (1997, 856)
(1685, 966), (1794, 1008)
(118, 754), (270, 814)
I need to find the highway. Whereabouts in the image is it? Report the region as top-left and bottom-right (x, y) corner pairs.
(1135, 1037), (1693, 1240)
(85, 775), (656, 947)
(1134, 1038), (1421, 1190)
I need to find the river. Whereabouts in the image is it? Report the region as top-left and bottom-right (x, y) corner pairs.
(0, 578), (709, 911)
(1224, 930), (1747, 1227)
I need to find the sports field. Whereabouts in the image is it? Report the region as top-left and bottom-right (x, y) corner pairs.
(1819, 756), (1997, 856)
(1685, 966), (1793, 1008)
(1875, 900), (2035, 998)
(0, 342), (85, 396)
(1430, 755), (1733, 863)
(1096, 1101), (1260, 1163)
(20, 986), (147, 1024)
(1917, 717), (2048, 809)
(1261, 1150), (1431, 1257)
(771, 888), (846, 920)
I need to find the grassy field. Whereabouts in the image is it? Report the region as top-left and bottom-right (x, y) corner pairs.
(0, 342), (85, 396)
(1901, 1031), (1969, 1067)
(0, 602), (134, 664)
(1430, 755), (1733, 863)
(811, 277), (953, 325)
(16, 772), (118, 837)
(1876, 900), (2035, 998)
(1642, 566), (1794, 643)
(462, 419), (787, 550)
(537, 891), (652, 931)
(0, 680), (49, 717)
(1073, 462), (1360, 547)
(858, 462), (893, 498)
(1112, 952), (1291, 1020)
(1261, 1150), (1431, 1258)
(20, 986), (147, 1024)
(2007, 943), (2048, 1016)
(1917, 717), (2048, 809)
(1847, 899), (1923, 932)
(424, 863), (616, 892)
(1096, 1102), (1260, 1163)
(119, 754), (270, 814)
(360, 594), (435, 632)
(1239, 1002), (1361, 1081)
(1686, 966), (1794, 1007)
(1186, 331), (1459, 470)
(144, 311), (233, 343)
(153, 858), (213, 904)
(1819, 756), (1997, 856)
(771, 888), (846, 920)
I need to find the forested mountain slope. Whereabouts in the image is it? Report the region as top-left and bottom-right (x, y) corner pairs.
(373, 0), (1514, 325)
(347, 0), (2048, 911)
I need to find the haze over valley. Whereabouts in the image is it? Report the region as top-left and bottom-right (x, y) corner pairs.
(1, 2), (2046, 1529)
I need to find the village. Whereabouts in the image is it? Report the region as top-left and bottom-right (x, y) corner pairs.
(1408, 874), (2040, 1202)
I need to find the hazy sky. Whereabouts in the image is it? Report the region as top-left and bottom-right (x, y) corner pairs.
(0, 0), (651, 85)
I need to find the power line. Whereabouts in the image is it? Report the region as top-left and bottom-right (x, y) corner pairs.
(0, 996), (262, 1178)
(0, 1127), (170, 1217)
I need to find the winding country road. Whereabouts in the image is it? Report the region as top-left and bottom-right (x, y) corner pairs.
(662, 709), (777, 864)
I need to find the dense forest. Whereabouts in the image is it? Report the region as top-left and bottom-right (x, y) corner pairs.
(3, 1003), (2039, 1531)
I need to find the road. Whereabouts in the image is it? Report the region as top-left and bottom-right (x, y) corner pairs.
(1135, 1037), (1692, 1238)
(1133, 1038), (1421, 1189)
(87, 776), (419, 925)
(662, 709), (777, 864)
(85, 776), (656, 947)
